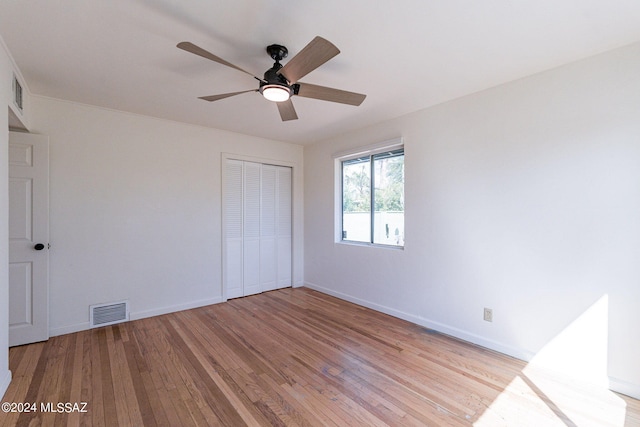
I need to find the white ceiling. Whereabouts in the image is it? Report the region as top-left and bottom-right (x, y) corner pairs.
(1, 1), (640, 145)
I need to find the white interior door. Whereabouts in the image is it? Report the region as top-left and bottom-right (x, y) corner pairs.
(223, 159), (243, 299)
(260, 165), (277, 292)
(276, 166), (292, 289)
(242, 162), (262, 296)
(8, 131), (49, 347)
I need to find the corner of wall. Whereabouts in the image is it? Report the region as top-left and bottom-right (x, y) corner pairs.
(609, 377), (640, 400)
(1, 33), (37, 400)
(0, 370), (11, 399)
(0, 33), (14, 401)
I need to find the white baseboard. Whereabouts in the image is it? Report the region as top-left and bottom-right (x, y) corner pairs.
(304, 281), (535, 362)
(130, 297), (223, 322)
(0, 369), (12, 400)
(50, 297), (224, 337)
(50, 322), (90, 337)
(609, 376), (640, 400)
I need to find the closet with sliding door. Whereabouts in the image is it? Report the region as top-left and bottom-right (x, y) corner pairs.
(223, 158), (292, 299)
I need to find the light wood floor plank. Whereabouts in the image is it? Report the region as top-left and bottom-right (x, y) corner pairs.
(2, 288), (638, 426)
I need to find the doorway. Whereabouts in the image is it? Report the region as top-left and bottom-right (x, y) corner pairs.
(8, 131), (49, 346)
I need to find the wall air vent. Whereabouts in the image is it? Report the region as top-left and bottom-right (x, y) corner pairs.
(90, 300), (130, 328)
(12, 74), (23, 112)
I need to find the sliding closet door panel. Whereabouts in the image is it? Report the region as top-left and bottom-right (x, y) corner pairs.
(260, 165), (277, 292)
(224, 159), (243, 299)
(243, 161), (261, 296)
(225, 240), (243, 298)
(277, 166), (292, 288)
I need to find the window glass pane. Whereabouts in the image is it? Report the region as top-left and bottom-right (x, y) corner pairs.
(373, 152), (404, 246)
(342, 159), (371, 242)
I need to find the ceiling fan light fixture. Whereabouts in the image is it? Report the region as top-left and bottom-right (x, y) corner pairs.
(261, 84), (291, 102)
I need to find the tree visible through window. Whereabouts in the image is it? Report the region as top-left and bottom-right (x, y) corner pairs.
(342, 148), (404, 246)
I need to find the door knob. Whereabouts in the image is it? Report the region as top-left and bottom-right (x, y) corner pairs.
(34, 243), (45, 251)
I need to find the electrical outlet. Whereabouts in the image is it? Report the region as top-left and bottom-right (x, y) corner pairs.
(483, 308), (493, 322)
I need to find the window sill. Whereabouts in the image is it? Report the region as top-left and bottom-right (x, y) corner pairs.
(336, 240), (404, 250)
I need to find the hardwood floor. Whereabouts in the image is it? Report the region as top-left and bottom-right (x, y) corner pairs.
(2, 288), (639, 426)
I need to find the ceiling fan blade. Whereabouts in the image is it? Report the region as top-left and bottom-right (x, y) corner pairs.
(177, 42), (262, 81)
(296, 83), (366, 106)
(198, 90), (257, 102)
(278, 36), (340, 84)
(277, 99), (298, 121)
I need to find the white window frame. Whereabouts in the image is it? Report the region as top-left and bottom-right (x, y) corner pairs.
(334, 137), (404, 249)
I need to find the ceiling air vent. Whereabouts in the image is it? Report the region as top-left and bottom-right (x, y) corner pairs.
(12, 74), (23, 112)
(90, 300), (130, 328)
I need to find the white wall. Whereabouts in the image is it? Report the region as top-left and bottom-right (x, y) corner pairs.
(29, 96), (304, 335)
(304, 43), (640, 398)
(0, 38), (11, 401)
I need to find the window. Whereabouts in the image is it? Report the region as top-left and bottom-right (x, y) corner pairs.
(341, 147), (404, 247)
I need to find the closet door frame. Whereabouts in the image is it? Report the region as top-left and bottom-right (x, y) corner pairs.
(221, 153), (295, 302)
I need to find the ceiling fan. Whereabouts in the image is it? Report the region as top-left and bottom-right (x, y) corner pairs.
(177, 36), (366, 121)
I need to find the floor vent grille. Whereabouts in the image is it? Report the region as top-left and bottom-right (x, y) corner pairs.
(90, 300), (129, 328)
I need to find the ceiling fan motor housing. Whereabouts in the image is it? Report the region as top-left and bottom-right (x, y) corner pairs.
(259, 61), (300, 98)
(263, 64), (287, 85)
